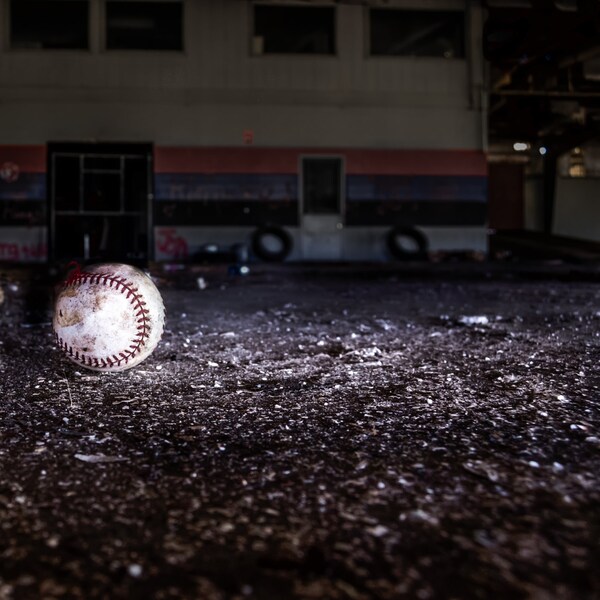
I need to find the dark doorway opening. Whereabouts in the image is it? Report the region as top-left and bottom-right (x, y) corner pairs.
(302, 157), (343, 216)
(488, 162), (524, 231)
(48, 142), (153, 265)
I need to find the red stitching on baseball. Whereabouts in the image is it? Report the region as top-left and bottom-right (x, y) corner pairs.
(57, 270), (152, 369)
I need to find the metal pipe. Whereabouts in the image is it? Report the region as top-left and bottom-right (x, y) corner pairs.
(492, 89), (600, 97)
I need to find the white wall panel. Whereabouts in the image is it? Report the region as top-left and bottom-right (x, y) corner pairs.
(554, 178), (600, 242)
(0, 100), (480, 148)
(0, 0), (481, 148)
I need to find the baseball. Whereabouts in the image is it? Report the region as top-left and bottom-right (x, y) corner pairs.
(53, 263), (165, 372)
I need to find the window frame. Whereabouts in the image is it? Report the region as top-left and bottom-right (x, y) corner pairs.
(251, 2), (338, 58)
(366, 6), (467, 61)
(7, 0), (91, 52)
(102, 0), (185, 53)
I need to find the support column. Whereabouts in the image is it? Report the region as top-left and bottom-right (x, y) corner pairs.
(542, 154), (557, 235)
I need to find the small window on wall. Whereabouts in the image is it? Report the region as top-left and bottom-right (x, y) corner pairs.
(559, 147), (588, 178)
(369, 9), (465, 58)
(10, 0), (89, 50)
(106, 1), (183, 50)
(253, 5), (335, 55)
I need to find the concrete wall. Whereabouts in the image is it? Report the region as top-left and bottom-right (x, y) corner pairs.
(0, 0), (488, 263)
(554, 178), (600, 242)
(524, 175), (600, 243)
(0, 0), (485, 149)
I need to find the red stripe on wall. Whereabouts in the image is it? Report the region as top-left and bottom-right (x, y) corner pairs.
(345, 150), (487, 177)
(154, 147), (298, 174)
(0, 145), (47, 173)
(154, 147), (487, 177)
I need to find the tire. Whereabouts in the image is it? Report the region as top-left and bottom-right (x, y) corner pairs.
(251, 226), (293, 262)
(386, 226), (429, 261)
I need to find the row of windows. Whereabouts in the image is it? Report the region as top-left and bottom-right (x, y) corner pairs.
(9, 1), (465, 58)
(255, 6), (465, 58)
(11, 1), (182, 50)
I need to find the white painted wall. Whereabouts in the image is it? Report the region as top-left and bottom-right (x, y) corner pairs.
(524, 175), (600, 243)
(0, 0), (484, 149)
(0, 226), (47, 262)
(524, 176), (544, 231)
(554, 178), (600, 242)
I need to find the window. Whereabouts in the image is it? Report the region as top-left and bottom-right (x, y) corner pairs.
(253, 5), (335, 55)
(106, 1), (183, 50)
(370, 9), (465, 58)
(10, 0), (89, 50)
(303, 158), (342, 215)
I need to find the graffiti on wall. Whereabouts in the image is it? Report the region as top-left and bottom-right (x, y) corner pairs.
(154, 174), (297, 202)
(155, 228), (190, 260)
(1, 200), (46, 226)
(0, 162), (20, 183)
(0, 173), (46, 201)
(0, 228), (47, 263)
(0, 242), (47, 262)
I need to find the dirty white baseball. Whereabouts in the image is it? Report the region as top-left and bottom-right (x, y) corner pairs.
(53, 263), (165, 372)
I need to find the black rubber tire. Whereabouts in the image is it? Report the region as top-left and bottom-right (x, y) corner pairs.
(251, 226), (293, 262)
(386, 226), (429, 261)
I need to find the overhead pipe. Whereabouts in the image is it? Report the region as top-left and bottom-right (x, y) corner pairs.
(492, 89), (600, 96)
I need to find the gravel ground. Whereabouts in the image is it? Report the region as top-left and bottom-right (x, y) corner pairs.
(0, 265), (599, 599)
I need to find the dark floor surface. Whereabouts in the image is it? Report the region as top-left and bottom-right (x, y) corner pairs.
(0, 263), (599, 599)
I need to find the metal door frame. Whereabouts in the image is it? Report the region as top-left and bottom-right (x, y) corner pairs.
(47, 142), (154, 263)
(298, 154), (346, 225)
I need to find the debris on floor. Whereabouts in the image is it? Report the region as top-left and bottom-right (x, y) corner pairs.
(0, 267), (598, 599)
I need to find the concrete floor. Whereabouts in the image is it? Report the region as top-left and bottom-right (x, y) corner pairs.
(0, 264), (599, 599)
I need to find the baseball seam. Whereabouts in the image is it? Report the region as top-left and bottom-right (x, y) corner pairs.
(55, 272), (151, 369)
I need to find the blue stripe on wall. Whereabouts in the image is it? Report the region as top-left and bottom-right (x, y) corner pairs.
(347, 175), (487, 202)
(155, 173), (298, 202)
(0, 173), (46, 201)
(155, 174), (486, 203)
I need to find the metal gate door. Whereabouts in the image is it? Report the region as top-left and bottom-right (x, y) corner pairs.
(49, 143), (152, 264)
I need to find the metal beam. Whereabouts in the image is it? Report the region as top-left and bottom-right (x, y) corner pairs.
(492, 89), (600, 97)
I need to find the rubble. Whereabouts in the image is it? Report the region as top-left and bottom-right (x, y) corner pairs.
(0, 268), (598, 598)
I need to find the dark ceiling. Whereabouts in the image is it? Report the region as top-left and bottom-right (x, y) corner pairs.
(484, 0), (600, 154)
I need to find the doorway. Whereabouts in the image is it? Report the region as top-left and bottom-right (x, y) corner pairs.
(300, 156), (344, 260)
(488, 162), (524, 230)
(48, 142), (153, 264)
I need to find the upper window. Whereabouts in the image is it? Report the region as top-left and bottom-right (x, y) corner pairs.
(106, 1), (183, 50)
(10, 0), (89, 50)
(369, 9), (465, 58)
(253, 5), (335, 55)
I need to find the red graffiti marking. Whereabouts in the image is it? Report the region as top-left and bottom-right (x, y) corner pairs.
(0, 162), (20, 183)
(0, 243), (19, 261)
(0, 242), (47, 262)
(22, 242), (47, 260)
(156, 228), (189, 259)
